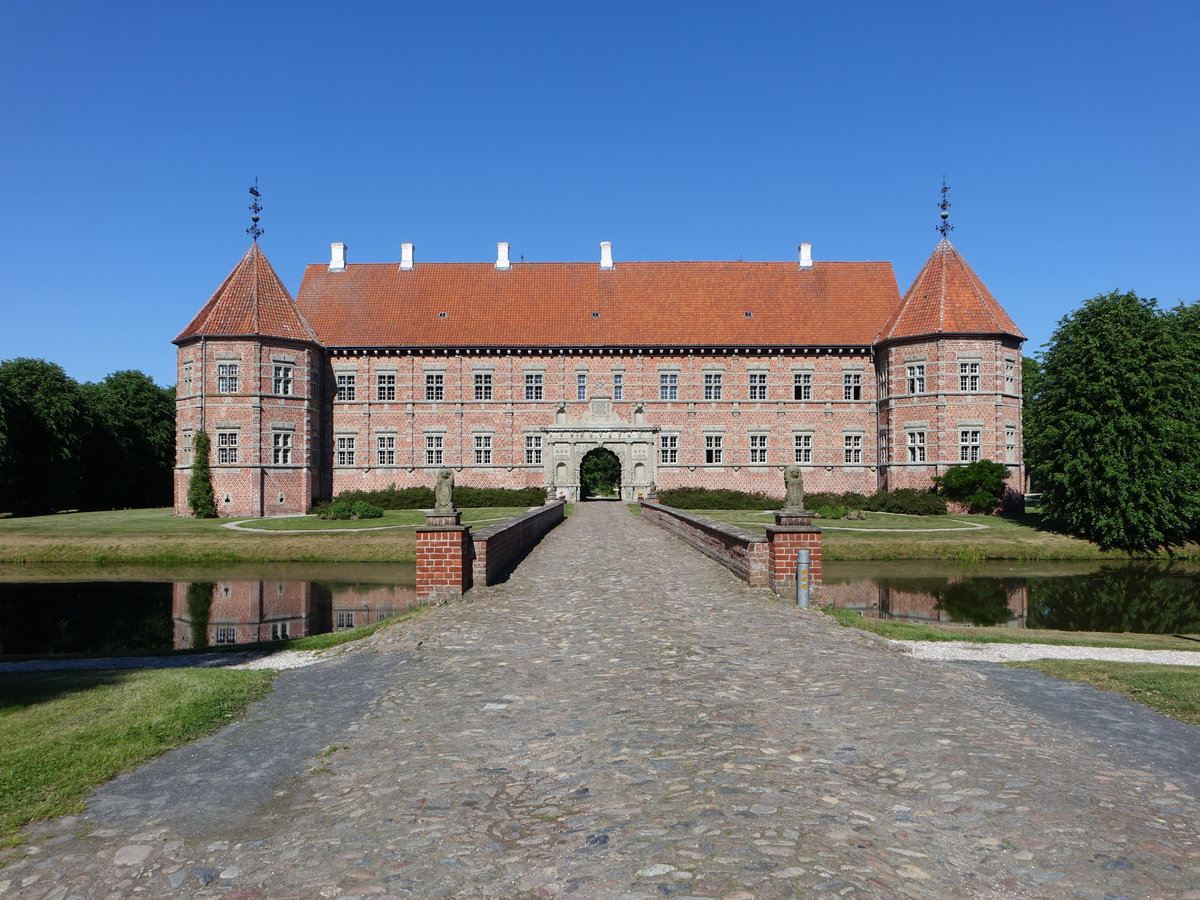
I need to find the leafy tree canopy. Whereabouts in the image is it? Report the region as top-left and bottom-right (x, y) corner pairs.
(1025, 291), (1200, 551)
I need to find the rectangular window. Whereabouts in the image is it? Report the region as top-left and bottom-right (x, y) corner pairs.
(216, 431), (238, 464)
(704, 434), (723, 464)
(273, 365), (293, 396)
(473, 372), (492, 401)
(335, 611), (355, 631)
(377, 373), (396, 401)
(748, 372), (767, 401)
(425, 373), (443, 401)
(336, 436), (356, 466)
(703, 373), (723, 400)
(794, 434), (812, 463)
(424, 434), (443, 466)
(613, 372), (624, 400)
(473, 434), (492, 465)
(960, 429), (981, 462)
(270, 622), (290, 641)
(843, 434), (863, 464)
(906, 364), (925, 394)
(182, 363), (193, 395)
(879, 430), (889, 463)
(215, 626), (237, 645)
(525, 434), (542, 465)
(843, 373), (862, 400)
(377, 435), (396, 466)
(793, 372), (812, 400)
(525, 372), (544, 401)
(659, 434), (678, 464)
(335, 373), (356, 401)
(749, 434), (768, 463)
(272, 432), (291, 465)
(907, 431), (926, 462)
(576, 373), (587, 401)
(960, 362), (980, 392)
(217, 363), (238, 394)
(659, 373), (678, 400)
(1005, 360), (1016, 393)
(1006, 427), (1017, 462)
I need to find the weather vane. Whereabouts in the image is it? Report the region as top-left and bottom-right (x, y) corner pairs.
(247, 178), (264, 242)
(937, 176), (953, 238)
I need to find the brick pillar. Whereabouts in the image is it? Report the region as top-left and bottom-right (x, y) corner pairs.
(766, 510), (823, 598)
(416, 511), (474, 603)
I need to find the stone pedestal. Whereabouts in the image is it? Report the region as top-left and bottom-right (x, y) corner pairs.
(416, 510), (473, 602)
(766, 509), (823, 597)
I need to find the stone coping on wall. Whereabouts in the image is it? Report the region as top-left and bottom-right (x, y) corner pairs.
(639, 501), (767, 548)
(471, 501), (564, 542)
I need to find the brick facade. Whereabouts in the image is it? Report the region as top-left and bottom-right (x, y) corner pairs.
(174, 238), (1024, 517)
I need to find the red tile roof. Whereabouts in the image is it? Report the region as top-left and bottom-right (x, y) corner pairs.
(174, 243), (318, 344)
(878, 238), (1025, 343)
(294, 260), (903, 348)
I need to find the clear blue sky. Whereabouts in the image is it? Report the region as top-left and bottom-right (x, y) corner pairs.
(1, 0), (1196, 388)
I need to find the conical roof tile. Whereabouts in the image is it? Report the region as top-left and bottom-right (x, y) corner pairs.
(878, 238), (1024, 343)
(174, 243), (318, 344)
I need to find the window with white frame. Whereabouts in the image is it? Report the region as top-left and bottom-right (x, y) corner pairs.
(959, 429), (981, 461)
(906, 364), (925, 394)
(576, 373), (587, 400)
(335, 373), (356, 401)
(659, 434), (678, 464)
(1005, 359), (1016, 393)
(959, 362), (980, 391)
(273, 365), (293, 395)
(424, 434), (443, 466)
(377, 373), (396, 401)
(272, 432), (291, 464)
(843, 373), (862, 400)
(217, 363), (238, 393)
(749, 434), (768, 463)
(473, 372), (492, 401)
(215, 626), (237, 644)
(182, 363), (193, 395)
(878, 372), (888, 400)
(612, 372), (624, 400)
(748, 372), (767, 401)
(473, 434), (492, 464)
(794, 433), (812, 463)
(1006, 427), (1017, 462)
(216, 431), (238, 464)
(525, 372), (543, 400)
(336, 436), (355, 466)
(271, 622), (290, 641)
(703, 373), (723, 400)
(659, 372), (678, 400)
(843, 434), (863, 464)
(879, 430), (889, 463)
(525, 434), (542, 464)
(793, 372), (812, 400)
(335, 611), (355, 631)
(704, 434), (723, 464)
(377, 435), (396, 465)
(425, 373), (444, 401)
(907, 430), (926, 462)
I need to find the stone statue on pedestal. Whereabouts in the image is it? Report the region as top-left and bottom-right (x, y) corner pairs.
(434, 468), (455, 512)
(783, 465), (805, 512)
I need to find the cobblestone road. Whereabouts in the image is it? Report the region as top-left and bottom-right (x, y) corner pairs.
(4, 502), (1199, 899)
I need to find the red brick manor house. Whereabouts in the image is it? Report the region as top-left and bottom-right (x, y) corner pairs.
(173, 236), (1025, 517)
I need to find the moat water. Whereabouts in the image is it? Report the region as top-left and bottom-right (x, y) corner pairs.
(1, 560), (1198, 658)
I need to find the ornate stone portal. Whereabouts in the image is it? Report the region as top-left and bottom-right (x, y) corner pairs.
(543, 397), (658, 501)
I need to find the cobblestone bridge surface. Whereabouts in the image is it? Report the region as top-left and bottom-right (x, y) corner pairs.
(5, 502), (1200, 899)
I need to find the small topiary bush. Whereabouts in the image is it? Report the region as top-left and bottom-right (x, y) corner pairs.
(319, 501), (354, 520)
(937, 459), (1011, 513)
(811, 504), (848, 520)
(351, 501), (384, 519)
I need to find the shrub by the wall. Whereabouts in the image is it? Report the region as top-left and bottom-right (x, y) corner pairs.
(311, 484), (546, 516)
(937, 460), (1011, 513)
(866, 489), (947, 516)
(656, 487), (780, 510)
(351, 501), (384, 519)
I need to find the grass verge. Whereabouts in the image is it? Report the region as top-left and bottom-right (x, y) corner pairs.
(1006, 660), (1200, 726)
(822, 607), (1200, 652)
(0, 668), (273, 849)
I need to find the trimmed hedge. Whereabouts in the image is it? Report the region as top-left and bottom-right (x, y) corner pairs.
(311, 484), (546, 516)
(657, 486), (947, 517)
(655, 488), (780, 510)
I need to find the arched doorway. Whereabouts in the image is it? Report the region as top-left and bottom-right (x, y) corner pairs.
(579, 447), (621, 500)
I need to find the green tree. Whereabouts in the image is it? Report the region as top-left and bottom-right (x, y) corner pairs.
(938, 459), (1011, 513)
(1025, 292), (1200, 551)
(0, 358), (90, 515)
(187, 430), (217, 518)
(82, 371), (175, 509)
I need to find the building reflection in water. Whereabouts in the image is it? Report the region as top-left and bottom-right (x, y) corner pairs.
(172, 581), (419, 649)
(821, 577), (1030, 628)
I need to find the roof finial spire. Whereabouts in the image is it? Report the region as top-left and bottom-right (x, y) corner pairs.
(936, 176), (953, 239)
(246, 177), (264, 242)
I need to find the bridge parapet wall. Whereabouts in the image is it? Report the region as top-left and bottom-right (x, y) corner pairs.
(471, 501), (565, 586)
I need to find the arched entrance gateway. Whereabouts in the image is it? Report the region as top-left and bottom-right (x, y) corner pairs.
(544, 397), (657, 502)
(580, 447), (621, 499)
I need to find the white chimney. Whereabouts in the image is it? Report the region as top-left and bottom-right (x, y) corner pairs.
(798, 242), (813, 269)
(496, 241), (511, 271)
(329, 242), (347, 272)
(400, 242), (414, 271)
(600, 240), (614, 270)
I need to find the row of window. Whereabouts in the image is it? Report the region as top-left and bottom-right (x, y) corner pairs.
(339, 434), (546, 467)
(214, 431), (293, 465)
(211, 364), (295, 396)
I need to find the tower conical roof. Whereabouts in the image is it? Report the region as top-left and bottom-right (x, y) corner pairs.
(174, 243), (318, 344)
(878, 238), (1024, 343)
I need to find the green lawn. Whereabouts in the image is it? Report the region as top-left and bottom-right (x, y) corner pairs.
(0, 668), (274, 847)
(239, 507), (531, 531)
